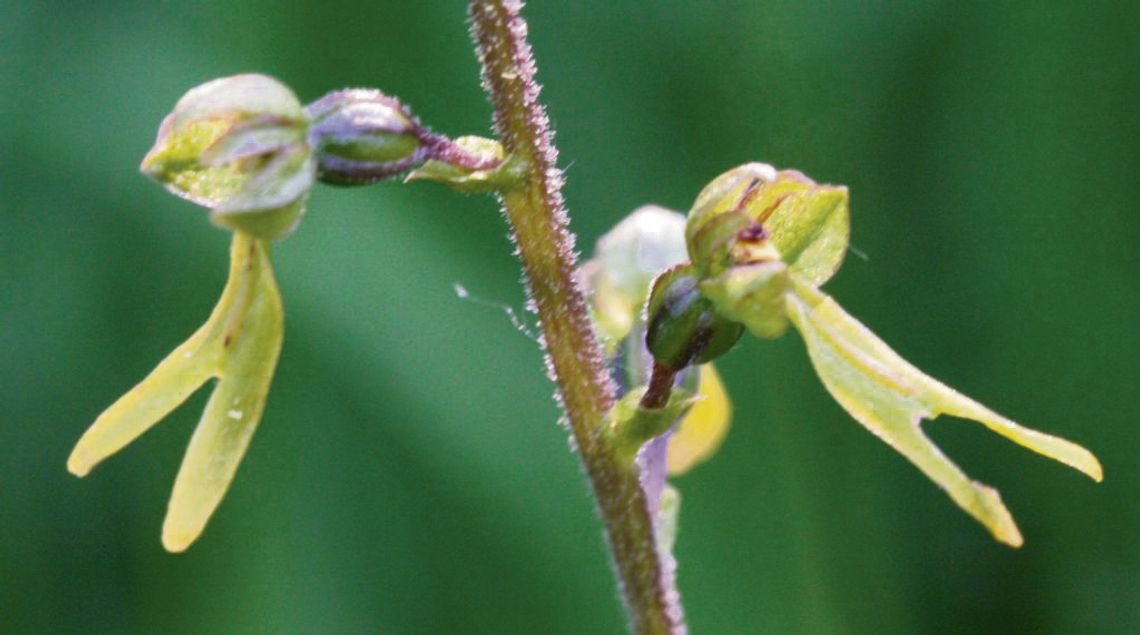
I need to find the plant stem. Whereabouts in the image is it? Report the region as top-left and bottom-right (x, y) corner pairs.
(467, 2), (684, 633)
(639, 362), (678, 411)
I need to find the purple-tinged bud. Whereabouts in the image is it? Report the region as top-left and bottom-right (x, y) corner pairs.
(305, 89), (428, 185)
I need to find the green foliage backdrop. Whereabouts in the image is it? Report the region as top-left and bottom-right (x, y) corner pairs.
(3, 2), (1137, 632)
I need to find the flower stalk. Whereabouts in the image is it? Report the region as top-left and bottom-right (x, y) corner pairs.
(469, 1), (684, 632)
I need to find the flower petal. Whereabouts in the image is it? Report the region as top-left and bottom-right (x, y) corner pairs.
(785, 279), (1101, 546)
(162, 237), (283, 552)
(67, 325), (219, 477)
(667, 364), (732, 475)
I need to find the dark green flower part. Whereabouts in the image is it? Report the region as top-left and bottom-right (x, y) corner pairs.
(645, 264), (743, 370)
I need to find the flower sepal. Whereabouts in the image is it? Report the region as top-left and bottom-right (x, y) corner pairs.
(405, 136), (521, 193)
(603, 387), (697, 463)
(686, 163), (849, 286)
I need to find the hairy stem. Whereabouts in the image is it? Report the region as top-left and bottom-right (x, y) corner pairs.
(468, 2), (684, 633)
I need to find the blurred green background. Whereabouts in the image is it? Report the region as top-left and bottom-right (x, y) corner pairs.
(3, 2), (1137, 633)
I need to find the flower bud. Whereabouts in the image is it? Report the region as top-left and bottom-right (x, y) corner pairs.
(305, 89), (427, 185)
(686, 163), (849, 286)
(645, 264), (744, 370)
(140, 74), (314, 240)
(597, 206), (690, 302)
(583, 206), (689, 345)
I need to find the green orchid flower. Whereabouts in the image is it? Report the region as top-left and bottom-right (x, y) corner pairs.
(69, 74), (301, 551)
(70, 74), (508, 552)
(675, 163), (1102, 546)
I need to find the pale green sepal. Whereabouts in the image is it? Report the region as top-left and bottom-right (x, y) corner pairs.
(142, 117), (251, 208)
(163, 234), (283, 552)
(215, 149), (314, 214)
(209, 148), (315, 241)
(785, 279), (1102, 547)
(405, 136), (523, 193)
(604, 388), (696, 463)
(169, 74), (304, 129)
(594, 206), (689, 307)
(688, 162), (777, 230)
(764, 182), (848, 287)
(700, 261), (789, 339)
(685, 164), (850, 286)
(584, 206), (689, 349)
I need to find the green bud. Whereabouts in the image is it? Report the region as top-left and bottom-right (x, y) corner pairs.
(685, 163), (850, 286)
(305, 89), (427, 185)
(140, 74), (314, 241)
(700, 261), (790, 339)
(645, 264), (744, 370)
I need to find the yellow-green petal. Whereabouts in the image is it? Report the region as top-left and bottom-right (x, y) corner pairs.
(66, 324), (220, 477)
(68, 233), (285, 553)
(786, 279), (1101, 546)
(162, 235), (283, 552)
(667, 364), (732, 475)
(66, 232), (267, 477)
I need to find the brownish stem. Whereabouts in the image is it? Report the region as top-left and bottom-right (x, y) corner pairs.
(639, 362), (678, 411)
(468, 2), (685, 633)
